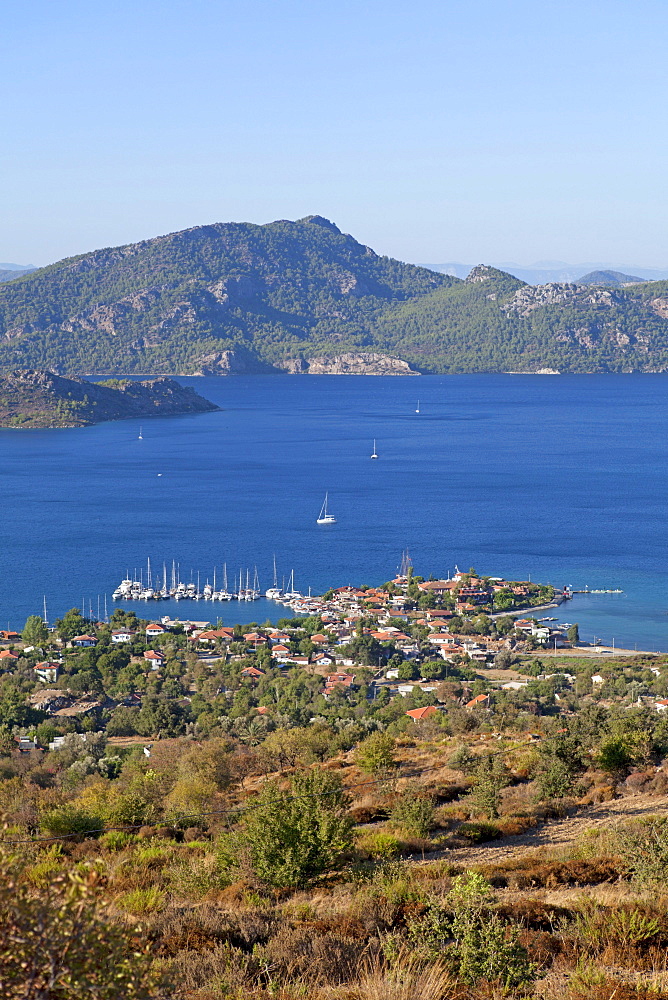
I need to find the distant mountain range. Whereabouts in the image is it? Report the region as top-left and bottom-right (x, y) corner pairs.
(425, 261), (668, 284)
(0, 263), (36, 284)
(576, 270), (645, 287)
(1, 217), (668, 375)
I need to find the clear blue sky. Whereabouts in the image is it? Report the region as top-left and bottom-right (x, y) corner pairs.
(2, 0), (667, 266)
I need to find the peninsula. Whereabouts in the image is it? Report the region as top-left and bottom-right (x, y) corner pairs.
(0, 370), (218, 428)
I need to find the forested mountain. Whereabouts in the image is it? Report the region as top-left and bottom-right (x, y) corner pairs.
(1, 216), (668, 374)
(0, 216), (449, 375)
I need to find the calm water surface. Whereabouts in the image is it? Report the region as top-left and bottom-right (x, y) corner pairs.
(0, 374), (666, 650)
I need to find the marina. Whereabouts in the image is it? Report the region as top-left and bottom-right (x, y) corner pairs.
(112, 559), (272, 603)
(111, 558), (312, 610)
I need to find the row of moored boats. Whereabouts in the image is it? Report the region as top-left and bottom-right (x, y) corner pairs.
(112, 560), (307, 605)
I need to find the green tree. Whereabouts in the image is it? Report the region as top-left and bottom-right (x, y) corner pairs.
(533, 728), (587, 800)
(54, 608), (89, 642)
(222, 769), (353, 888)
(21, 614), (48, 646)
(448, 872), (534, 988)
(567, 623), (580, 643)
(468, 754), (508, 819)
(391, 789), (435, 836)
(354, 731), (396, 775)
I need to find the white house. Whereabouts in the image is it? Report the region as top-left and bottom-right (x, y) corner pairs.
(33, 661), (60, 683)
(111, 630), (134, 643)
(145, 623), (166, 639)
(143, 650), (165, 670)
(71, 635), (97, 648)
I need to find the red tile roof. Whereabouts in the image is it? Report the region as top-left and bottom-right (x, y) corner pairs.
(405, 706), (438, 720)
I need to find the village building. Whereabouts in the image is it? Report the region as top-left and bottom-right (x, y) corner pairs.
(144, 649), (165, 669)
(71, 634), (97, 647)
(33, 661), (60, 683)
(111, 630), (134, 643)
(405, 705), (438, 721)
(145, 623), (167, 638)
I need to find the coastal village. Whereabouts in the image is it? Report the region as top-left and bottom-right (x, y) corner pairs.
(0, 566), (664, 751)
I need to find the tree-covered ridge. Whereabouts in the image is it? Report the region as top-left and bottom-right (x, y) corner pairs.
(0, 216), (449, 374)
(372, 270), (668, 372)
(1, 216), (668, 373)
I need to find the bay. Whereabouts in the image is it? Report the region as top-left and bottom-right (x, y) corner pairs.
(0, 373), (666, 651)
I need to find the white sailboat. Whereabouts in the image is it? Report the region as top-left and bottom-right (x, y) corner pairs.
(138, 426), (143, 439)
(415, 400), (420, 413)
(316, 492), (336, 524)
(265, 554), (282, 599)
(371, 439), (378, 459)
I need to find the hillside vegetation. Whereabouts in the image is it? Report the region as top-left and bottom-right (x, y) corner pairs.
(1, 216), (668, 374)
(0, 370), (218, 428)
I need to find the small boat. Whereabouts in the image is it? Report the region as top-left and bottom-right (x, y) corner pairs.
(316, 492), (336, 524)
(415, 401), (420, 413)
(138, 426), (143, 439)
(371, 439), (378, 459)
(265, 554), (283, 599)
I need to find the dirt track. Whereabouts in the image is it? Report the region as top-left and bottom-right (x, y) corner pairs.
(446, 792), (668, 866)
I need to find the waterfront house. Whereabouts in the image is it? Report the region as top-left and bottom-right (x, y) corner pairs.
(144, 650), (165, 670)
(145, 623), (166, 638)
(33, 661), (60, 683)
(111, 630), (134, 643)
(0, 630), (20, 642)
(71, 635), (97, 648)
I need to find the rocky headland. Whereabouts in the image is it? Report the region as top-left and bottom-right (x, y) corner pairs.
(0, 370), (219, 428)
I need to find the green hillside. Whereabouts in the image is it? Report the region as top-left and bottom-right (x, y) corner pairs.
(372, 265), (668, 372)
(1, 216), (668, 374)
(0, 216), (449, 374)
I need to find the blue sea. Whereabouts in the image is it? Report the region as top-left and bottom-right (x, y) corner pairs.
(0, 374), (666, 651)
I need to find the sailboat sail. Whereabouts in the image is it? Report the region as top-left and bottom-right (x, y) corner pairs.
(316, 492), (336, 524)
